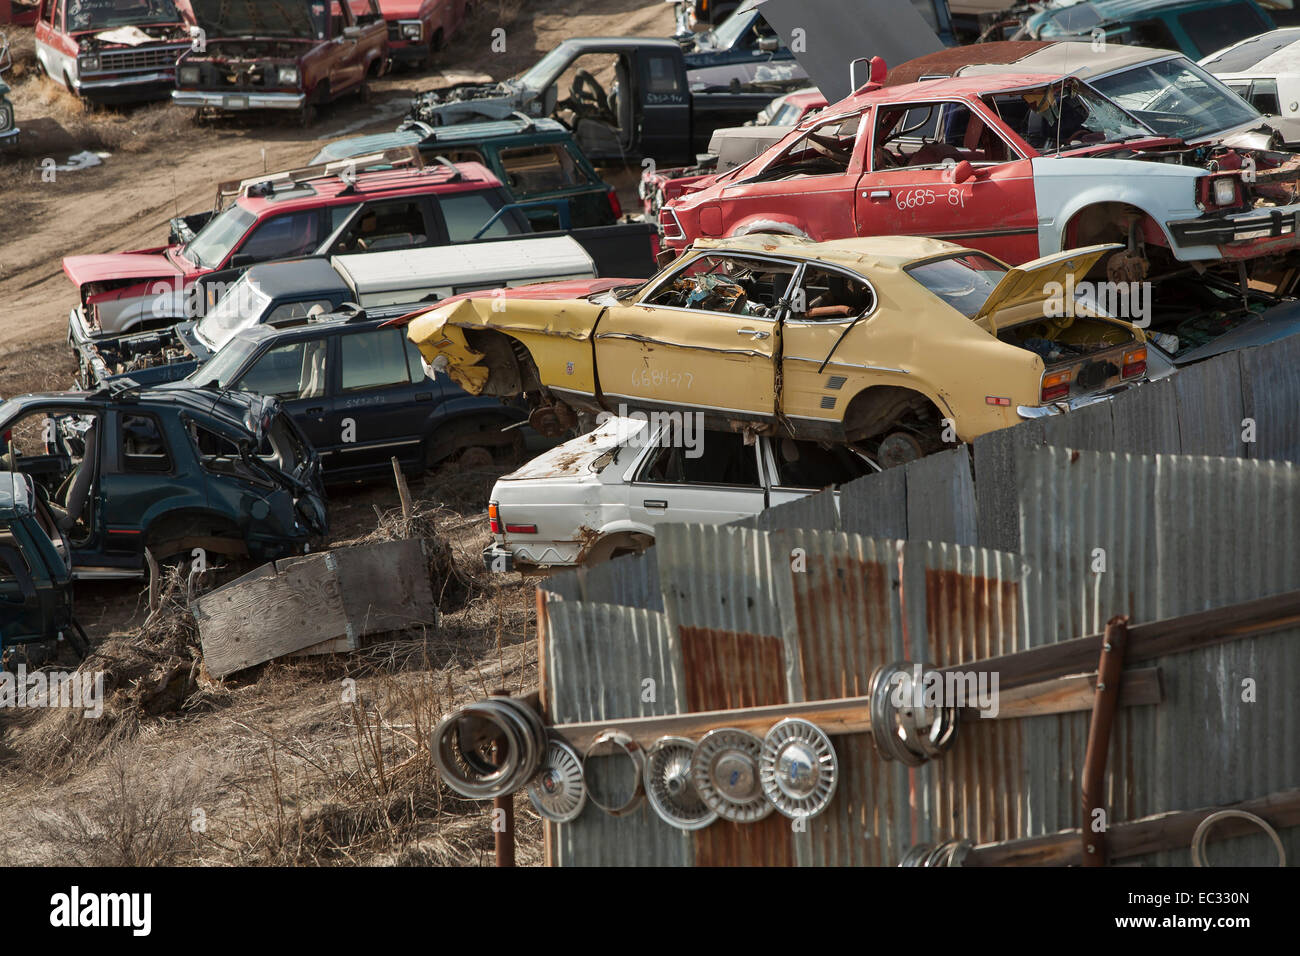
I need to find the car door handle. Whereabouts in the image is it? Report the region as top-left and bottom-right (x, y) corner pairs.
(305, 406), (325, 414)
(415, 392), (432, 402)
(643, 499), (668, 509)
(737, 328), (769, 340)
(863, 189), (891, 199)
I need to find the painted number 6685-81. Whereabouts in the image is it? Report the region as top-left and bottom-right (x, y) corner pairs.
(895, 187), (969, 211)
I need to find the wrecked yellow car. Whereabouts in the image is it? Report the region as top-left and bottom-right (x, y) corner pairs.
(408, 235), (1148, 465)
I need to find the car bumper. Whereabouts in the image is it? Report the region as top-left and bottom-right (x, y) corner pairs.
(171, 90), (306, 110)
(0, 127), (17, 150)
(74, 71), (176, 101)
(483, 543), (516, 572)
(388, 40), (428, 62)
(1166, 205), (1300, 250)
(1016, 381), (1141, 419)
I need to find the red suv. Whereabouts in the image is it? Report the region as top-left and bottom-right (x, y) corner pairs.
(63, 159), (528, 343)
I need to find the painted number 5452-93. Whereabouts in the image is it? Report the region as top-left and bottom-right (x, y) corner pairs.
(895, 187), (969, 211)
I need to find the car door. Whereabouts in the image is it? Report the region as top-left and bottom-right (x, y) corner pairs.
(101, 410), (199, 556)
(711, 112), (866, 243)
(624, 426), (767, 530)
(233, 336), (338, 462)
(856, 99), (1040, 264)
(778, 261), (880, 440)
(762, 436), (876, 508)
(331, 326), (434, 473)
(592, 250), (794, 426)
(639, 48), (692, 165)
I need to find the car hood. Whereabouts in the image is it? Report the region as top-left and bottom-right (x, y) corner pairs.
(1173, 299), (1300, 366)
(500, 416), (648, 481)
(187, 0), (319, 39)
(378, 0), (427, 18)
(63, 252), (183, 290)
(973, 244), (1119, 326)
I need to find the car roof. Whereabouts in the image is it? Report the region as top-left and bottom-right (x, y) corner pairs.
(226, 311), (383, 347)
(1202, 27), (1300, 74)
(235, 161), (501, 216)
(315, 117), (572, 161)
(839, 71), (1063, 112)
(0, 386), (265, 434)
(245, 257), (351, 298)
(888, 40), (1181, 86)
(690, 234), (983, 271)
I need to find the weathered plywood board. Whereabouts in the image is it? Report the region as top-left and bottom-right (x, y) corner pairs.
(195, 539), (436, 678)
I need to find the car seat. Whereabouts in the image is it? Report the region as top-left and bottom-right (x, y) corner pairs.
(52, 422), (98, 535)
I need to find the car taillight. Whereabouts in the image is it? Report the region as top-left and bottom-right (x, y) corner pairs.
(488, 501), (501, 534)
(1041, 369), (1071, 402)
(660, 207), (685, 241)
(607, 187), (622, 219)
(1122, 346), (1147, 379)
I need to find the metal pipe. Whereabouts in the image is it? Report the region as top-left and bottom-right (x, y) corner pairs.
(1081, 615), (1128, 866)
(492, 686), (516, 867)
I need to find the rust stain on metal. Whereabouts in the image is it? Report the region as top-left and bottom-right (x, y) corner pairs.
(679, 626), (793, 866)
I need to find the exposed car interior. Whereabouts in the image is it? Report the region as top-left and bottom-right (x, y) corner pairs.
(2, 411), (101, 544)
(639, 429), (761, 486)
(874, 102), (1014, 168)
(645, 253), (797, 316)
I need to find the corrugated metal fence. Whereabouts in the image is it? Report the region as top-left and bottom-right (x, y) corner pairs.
(538, 444), (1300, 866)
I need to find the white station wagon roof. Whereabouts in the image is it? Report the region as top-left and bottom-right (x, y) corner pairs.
(331, 235), (596, 296)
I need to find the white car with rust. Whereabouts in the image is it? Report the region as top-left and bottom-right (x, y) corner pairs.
(483, 415), (874, 571)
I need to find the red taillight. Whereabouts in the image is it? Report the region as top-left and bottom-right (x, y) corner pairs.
(1041, 369), (1071, 402)
(504, 523), (537, 534)
(607, 187), (622, 220)
(660, 207), (685, 241)
(1122, 346), (1147, 379)
(488, 502), (501, 534)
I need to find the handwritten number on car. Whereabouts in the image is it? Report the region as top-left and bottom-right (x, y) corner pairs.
(895, 187), (968, 211)
(633, 369), (694, 389)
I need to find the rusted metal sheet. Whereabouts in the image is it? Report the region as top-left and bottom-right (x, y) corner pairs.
(743, 487), (839, 533)
(541, 550), (663, 611)
(972, 418), (1044, 554)
(656, 523), (785, 642)
(1107, 377), (1183, 456)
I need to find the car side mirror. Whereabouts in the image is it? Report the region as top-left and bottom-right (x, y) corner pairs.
(229, 254), (258, 269)
(948, 160), (976, 184)
(343, 25), (364, 39)
(758, 37), (780, 53)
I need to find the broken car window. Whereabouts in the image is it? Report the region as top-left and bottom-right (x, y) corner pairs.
(772, 438), (874, 489)
(66, 0), (181, 31)
(905, 253), (1008, 318)
(639, 430), (761, 487)
(793, 266), (875, 320)
(194, 278), (272, 352)
(983, 81), (1150, 154)
(873, 102), (1014, 169)
(643, 254), (797, 317)
(750, 114), (861, 182)
(1088, 59), (1260, 141)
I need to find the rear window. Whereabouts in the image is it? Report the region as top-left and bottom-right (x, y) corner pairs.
(1201, 30), (1300, 71)
(1179, 5), (1269, 57)
(499, 145), (588, 194)
(905, 254), (1007, 318)
(437, 190), (512, 242)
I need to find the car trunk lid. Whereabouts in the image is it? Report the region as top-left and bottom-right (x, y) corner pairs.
(973, 244), (1119, 331)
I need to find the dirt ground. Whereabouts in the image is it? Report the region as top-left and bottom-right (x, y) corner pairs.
(0, 0), (672, 866)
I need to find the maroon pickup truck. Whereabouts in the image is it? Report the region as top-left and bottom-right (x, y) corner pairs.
(172, 0), (387, 125)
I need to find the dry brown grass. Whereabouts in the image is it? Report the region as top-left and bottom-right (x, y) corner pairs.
(0, 498), (542, 866)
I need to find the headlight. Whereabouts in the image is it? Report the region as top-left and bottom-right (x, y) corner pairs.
(77, 55), (100, 72)
(178, 64), (200, 85)
(401, 21), (423, 40)
(277, 65), (300, 86)
(1213, 177), (1237, 206)
(0, 106), (11, 132)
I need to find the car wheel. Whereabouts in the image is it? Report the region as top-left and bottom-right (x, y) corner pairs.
(297, 99), (317, 128)
(357, 79), (371, 104)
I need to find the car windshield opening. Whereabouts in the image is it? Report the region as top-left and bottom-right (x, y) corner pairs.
(187, 337), (259, 389)
(184, 204), (256, 270)
(905, 253), (1008, 318)
(68, 0), (182, 31)
(194, 279), (271, 352)
(983, 80), (1152, 154)
(1087, 59), (1260, 141)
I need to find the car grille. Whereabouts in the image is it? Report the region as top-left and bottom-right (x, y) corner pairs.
(99, 46), (184, 73)
(387, 22), (403, 41)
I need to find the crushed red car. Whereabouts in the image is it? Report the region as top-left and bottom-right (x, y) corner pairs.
(660, 55), (1300, 292)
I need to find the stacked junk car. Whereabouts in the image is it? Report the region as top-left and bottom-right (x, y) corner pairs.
(1, 0), (1299, 901)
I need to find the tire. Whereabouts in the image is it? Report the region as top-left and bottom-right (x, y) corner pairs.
(297, 99), (317, 128)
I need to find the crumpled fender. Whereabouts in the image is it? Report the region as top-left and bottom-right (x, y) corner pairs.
(408, 303), (491, 394)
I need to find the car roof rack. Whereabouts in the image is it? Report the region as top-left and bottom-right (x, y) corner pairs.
(213, 146), (425, 208)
